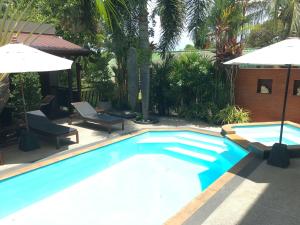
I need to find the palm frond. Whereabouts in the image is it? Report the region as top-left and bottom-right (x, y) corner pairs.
(96, 0), (128, 30)
(186, 0), (210, 33)
(157, 0), (185, 56)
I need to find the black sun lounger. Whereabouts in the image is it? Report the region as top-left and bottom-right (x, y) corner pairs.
(70, 102), (124, 133)
(27, 110), (79, 149)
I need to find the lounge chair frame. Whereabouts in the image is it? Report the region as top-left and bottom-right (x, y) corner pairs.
(27, 110), (79, 149)
(29, 126), (79, 149)
(69, 102), (124, 133)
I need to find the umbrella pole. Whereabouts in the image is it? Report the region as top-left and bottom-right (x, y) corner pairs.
(279, 64), (292, 144)
(20, 78), (29, 131)
(268, 65), (291, 168)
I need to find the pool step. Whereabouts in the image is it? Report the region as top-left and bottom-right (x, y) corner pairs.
(137, 136), (241, 165)
(164, 146), (216, 162)
(175, 133), (226, 148)
(163, 146), (230, 171)
(138, 137), (226, 154)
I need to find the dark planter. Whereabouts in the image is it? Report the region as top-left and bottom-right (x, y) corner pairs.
(19, 131), (40, 152)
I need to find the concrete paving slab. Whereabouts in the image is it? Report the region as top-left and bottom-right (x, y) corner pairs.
(185, 158), (300, 225)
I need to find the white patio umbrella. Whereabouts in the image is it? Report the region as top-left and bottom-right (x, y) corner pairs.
(224, 37), (300, 168)
(0, 43), (73, 130)
(0, 43), (73, 73)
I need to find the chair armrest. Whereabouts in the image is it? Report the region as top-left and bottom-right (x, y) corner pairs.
(95, 108), (105, 113)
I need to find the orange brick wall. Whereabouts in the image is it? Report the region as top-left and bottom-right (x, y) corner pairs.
(235, 68), (300, 123)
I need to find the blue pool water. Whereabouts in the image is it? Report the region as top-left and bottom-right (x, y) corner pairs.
(233, 124), (300, 146)
(0, 131), (248, 225)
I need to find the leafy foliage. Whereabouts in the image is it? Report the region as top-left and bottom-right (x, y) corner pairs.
(247, 20), (283, 48)
(0, 0), (37, 115)
(8, 73), (41, 115)
(82, 50), (115, 102)
(269, 0), (300, 38)
(214, 105), (250, 124)
(150, 54), (174, 115)
(157, 0), (185, 55)
(150, 52), (235, 123)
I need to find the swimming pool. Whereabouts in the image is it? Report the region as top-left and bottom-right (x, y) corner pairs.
(0, 130), (248, 225)
(233, 124), (300, 146)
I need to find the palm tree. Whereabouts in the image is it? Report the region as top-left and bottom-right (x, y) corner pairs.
(104, 0), (186, 120)
(270, 0), (300, 38)
(186, 0), (265, 105)
(138, 0), (185, 120)
(138, 0), (151, 120)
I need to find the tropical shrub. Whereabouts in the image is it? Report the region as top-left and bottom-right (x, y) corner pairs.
(82, 51), (115, 102)
(179, 102), (219, 123)
(150, 54), (174, 115)
(169, 52), (217, 110)
(214, 105), (250, 125)
(150, 52), (232, 123)
(8, 73), (41, 115)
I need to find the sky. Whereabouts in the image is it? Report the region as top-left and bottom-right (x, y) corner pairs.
(148, 2), (194, 51)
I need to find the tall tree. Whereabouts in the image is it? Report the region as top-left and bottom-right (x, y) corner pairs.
(137, 0), (185, 120)
(138, 0), (151, 120)
(105, 0), (185, 119)
(270, 0), (300, 38)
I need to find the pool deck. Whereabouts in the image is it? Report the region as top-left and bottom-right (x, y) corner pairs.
(185, 158), (300, 225)
(0, 117), (299, 225)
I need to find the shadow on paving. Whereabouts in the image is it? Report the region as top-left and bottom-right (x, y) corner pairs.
(183, 158), (300, 225)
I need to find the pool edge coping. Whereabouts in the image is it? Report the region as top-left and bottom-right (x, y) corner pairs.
(0, 127), (252, 225)
(222, 121), (300, 159)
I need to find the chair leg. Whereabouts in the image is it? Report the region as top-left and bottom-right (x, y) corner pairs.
(0, 152), (3, 165)
(108, 126), (112, 134)
(75, 132), (79, 144)
(122, 121), (124, 130)
(68, 117), (72, 125)
(56, 137), (60, 149)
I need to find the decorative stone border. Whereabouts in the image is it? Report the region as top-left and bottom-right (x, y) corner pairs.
(222, 121), (300, 159)
(0, 127), (254, 225)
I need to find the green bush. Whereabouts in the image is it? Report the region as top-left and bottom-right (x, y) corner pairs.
(150, 55), (174, 115)
(150, 52), (231, 118)
(214, 105), (250, 125)
(82, 51), (115, 101)
(179, 102), (219, 123)
(8, 73), (41, 115)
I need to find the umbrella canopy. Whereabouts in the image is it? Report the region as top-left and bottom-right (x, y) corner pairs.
(224, 38), (299, 168)
(0, 43), (73, 73)
(225, 38), (300, 66)
(0, 43), (73, 136)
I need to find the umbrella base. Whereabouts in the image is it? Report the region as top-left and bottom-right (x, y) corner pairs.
(267, 143), (290, 168)
(19, 130), (40, 152)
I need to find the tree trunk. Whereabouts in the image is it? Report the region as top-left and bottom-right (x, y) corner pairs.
(0, 74), (9, 115)
(138, 0), (150, 120)
(127, 47), (138, 111)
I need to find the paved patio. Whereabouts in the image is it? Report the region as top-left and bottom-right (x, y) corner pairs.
(185, 158), (300, 225)
(0, 117), (299, 225)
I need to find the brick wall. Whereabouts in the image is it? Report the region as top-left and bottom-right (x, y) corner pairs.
(235, 68), (300, 123)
